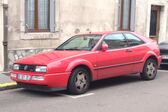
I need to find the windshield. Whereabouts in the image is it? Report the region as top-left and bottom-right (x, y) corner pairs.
(56, 34), (102, 51)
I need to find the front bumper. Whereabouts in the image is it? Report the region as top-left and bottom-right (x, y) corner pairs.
(160, 59), (168, 65)
(17, 82), (66, 92)
(10, 71), (71, 91)
(158, 56), (162, 67)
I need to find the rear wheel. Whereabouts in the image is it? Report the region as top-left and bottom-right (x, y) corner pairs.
(68, 67), (90, 95)
(140, 58), (158, 80)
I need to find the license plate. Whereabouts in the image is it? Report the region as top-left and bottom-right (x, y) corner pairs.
(161, 55), (168, 59)
(18, 74), (31, 80)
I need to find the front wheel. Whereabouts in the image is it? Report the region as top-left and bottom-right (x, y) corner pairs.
(140, 58), (158, 80)
(68, 67), (90, 95)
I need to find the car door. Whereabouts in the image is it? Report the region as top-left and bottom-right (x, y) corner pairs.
(123, 33), (148, 73)
(95, 33), (134, 79)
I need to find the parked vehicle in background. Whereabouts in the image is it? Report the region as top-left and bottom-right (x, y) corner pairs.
(159, 41), (168, 68)
(10, 31), (161, 95)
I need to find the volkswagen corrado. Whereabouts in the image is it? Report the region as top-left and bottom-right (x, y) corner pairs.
(10, 31), (162, 94)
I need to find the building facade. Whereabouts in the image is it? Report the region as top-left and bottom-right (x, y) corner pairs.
(4, 0), (168, 70)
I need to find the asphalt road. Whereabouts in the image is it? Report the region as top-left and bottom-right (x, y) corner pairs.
(1, 70), (168, 112)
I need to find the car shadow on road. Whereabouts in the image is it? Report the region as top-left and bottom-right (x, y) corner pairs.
(15, 89), (66, 97)
(90, 74), (141, 91)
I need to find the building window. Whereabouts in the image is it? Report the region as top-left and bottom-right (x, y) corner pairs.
(25, 0), (55, 32)
(118, 0), (136, 31)
(149, 5), (161, 40)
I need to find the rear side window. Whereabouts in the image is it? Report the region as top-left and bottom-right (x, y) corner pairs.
(124, 33), (145, 47)
(103, 34), (127, 49)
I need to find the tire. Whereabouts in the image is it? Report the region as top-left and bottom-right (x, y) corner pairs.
(68, 67), (90, 95)
(140, 58), (158, 80)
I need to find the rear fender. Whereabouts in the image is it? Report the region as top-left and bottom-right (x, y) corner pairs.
(140, 51), (160, 72)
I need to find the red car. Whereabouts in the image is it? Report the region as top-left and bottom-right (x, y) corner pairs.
(10, 31), (161, 94)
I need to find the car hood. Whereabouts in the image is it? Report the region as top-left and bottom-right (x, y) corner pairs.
(16, 50), (89, 65)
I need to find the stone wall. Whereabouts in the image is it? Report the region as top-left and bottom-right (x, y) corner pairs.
(6, 0), (117, 70)
(8, 48), (54, 69)
(7, 0), (116, 50)
(7, 0), (168, 48)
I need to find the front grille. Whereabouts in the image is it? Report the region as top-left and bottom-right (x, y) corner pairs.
(160, 49), (168, 55)
(19, 64), (36, 72)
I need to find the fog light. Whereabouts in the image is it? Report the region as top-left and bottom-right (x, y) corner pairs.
(11, 73), (17, 78)
(32, 76), (44, 81)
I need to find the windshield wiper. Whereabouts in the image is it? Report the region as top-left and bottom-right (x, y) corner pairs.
(55, 48), (64, 50)
(55, 47), (89, 51)
(64, 48), (81, 50)
(55, 48), (81, 50)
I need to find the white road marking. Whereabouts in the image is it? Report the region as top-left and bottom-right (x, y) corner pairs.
(62, 93), (95, 99)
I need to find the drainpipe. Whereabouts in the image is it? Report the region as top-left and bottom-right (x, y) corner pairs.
(3, 3), (8, 71)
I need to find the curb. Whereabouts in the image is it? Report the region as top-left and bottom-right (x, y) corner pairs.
(0, 72), (18, 91)
(0, 82), (18, 91)
(1, 72), (10, 76)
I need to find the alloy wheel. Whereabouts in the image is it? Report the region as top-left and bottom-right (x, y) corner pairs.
(68, 67), (90, 94)
(141, 58), (157, 80)
(146, 62), (157, 78)
(75, 71), (88, 92)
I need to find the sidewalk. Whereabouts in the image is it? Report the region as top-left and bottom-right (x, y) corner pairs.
(0, 72), (17, 91)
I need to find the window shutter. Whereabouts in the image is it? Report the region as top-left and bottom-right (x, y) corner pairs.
(118, 0), (122, 30)
(130, 0), (136, 31)
(50, 0), (55, 32)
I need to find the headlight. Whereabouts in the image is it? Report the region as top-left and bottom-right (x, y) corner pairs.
(13, 64), (20, 70)
(35, 66), (47, 72)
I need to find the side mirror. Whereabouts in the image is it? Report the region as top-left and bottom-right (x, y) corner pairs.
(101, 44), (108, 51)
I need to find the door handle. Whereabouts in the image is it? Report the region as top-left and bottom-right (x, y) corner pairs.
(126, 49), (133, 52)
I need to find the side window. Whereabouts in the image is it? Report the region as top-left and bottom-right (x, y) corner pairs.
(103, 34), (127, 49)
(124, 33), (145, 46)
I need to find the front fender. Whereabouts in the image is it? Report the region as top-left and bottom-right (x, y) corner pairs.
(65, 59), (97, 80)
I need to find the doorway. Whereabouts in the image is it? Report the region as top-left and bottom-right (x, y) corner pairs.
(149, 5), (161, 42)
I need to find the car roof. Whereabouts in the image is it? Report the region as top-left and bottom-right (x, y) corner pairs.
(90, 31), (131, 35)
(86, 31), (134, 35)
(78, 31), (150, 43)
